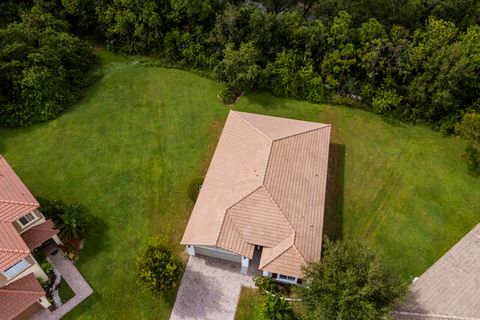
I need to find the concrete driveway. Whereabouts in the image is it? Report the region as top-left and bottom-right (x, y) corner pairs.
(170, 255), (255, 320)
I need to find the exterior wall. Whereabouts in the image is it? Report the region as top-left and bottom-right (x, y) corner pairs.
(13, 301), (44, 320)
(13, 209), (46, 234)
(193, 245), (242, 263)
(262, 271), (300, 285)
(2, 255), (48, 287)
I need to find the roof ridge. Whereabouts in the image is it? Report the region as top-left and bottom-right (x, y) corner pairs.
(0, 199), (39, 206)
(391, 311), (480, 320)
(271, 124), (331, 143)
(260, 235), (295, 269)
(0, 247), (30, 254)
(221, 215), (252, 257)
(230, 111), (273, 141)
(260, 186), (295, 235)
(290, 243), (307, 263)
(215, 186), (264, 246)
(0, 288), (44, 295)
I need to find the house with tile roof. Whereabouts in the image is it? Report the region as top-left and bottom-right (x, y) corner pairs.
(392, 223), (480, 320)
(181, 111), (331, 283)
(0, 156), (62, 320)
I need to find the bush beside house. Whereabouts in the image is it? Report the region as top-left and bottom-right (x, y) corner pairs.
(136, 237), (183, 294)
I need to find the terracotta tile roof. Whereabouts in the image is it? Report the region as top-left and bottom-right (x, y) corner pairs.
(21, 220), (59, 250)
(182, 111), (331, 278)
(0, 273), (45, 320)
(0, 156), (39, 222)
(392, 223), (480, 320)
(0, 222), (30, 271)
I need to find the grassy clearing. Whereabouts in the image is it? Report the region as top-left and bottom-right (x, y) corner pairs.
(0, 50), (478, 318)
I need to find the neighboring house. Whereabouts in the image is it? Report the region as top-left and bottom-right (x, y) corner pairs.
(393, 223), (480, 320)
(0, 156), (62, 320)
(181, 111), (331, 284)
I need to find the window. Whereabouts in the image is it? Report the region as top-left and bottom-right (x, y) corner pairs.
(277, 274), (297, 283)
(3, 259), (30, 278)
(19, 212), (36, 226)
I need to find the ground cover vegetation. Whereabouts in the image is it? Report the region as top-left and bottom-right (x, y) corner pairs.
(1, 0), (479, 174)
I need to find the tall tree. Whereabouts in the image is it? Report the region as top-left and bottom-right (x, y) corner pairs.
(300, 239), (405, 320)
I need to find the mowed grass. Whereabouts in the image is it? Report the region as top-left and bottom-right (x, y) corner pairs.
(235, 94), (480, 279)
(235, 287), (263, 320)
(0, 51), (479, 318)
(0, 52), (228, 319)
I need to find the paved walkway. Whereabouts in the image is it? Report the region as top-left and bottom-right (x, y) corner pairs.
(170, 255), (255, 320)
(31, 247), (93, 320)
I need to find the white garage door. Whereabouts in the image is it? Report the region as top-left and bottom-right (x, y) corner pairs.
(194, 245), (242, 263)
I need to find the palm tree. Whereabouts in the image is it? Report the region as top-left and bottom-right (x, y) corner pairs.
(57, 204), (90, 242)
(261, 294), (294, 320)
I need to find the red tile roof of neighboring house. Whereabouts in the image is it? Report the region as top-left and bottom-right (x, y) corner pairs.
(0, 156), (39, 222)
(0, 222), (30, 271)
(21, 220), (59, 250)
(392, 223), (480, 320)
(182, 111), (331, 278)
(0, 273), (45, 320)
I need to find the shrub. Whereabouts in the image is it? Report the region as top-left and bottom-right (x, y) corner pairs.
(456, 112), (480, 176)
(463, 144), (480, 176)
(371, 88), (403, 114)
(40, 260), (55, 279)
(219, 86), (240, 105)
(253, 276), (276, 294)
(136, 236), (183, 294)
(260, 294), (294, 320)
(187, 177), (204, 202)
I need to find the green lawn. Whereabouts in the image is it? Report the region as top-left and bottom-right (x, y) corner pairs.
(0, 51), (478, 319)
(235, 287), (263, 320)
(59, 278), (75, 303)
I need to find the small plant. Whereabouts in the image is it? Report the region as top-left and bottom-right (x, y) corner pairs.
(136, 236), (183, 294)
(260, 294), (294, 320)
(254, 276), (276, 294)
(40, 260), (55, 278)
(187, 177), (204, 202)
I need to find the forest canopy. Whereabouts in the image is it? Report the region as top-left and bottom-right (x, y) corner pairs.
(0, 0), (479, 173)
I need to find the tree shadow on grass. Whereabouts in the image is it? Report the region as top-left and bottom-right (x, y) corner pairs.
(381, 115), (408, 128)
(323, 143), (345, 241)
(79, 215), (110, 262)
(239, 92), (293, 111)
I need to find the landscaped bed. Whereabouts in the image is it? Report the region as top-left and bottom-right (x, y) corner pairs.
(0, 50), (478, 318)
(58, 279), (75, 304)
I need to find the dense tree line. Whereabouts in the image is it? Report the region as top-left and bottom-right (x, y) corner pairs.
(0, 4), (97, 127)
(1, 0), (479, 173)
